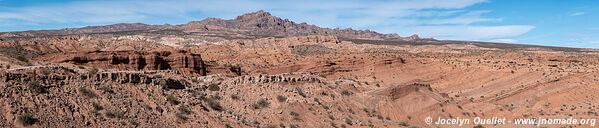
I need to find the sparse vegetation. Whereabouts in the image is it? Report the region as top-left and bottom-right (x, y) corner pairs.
(16, 55), (28, 62)
(177, 105), (192, 121)
(191, 77), (199, 83)
(179, 105), (192, 115)
(295, 87), (307, 97)
(207, 98), (223, 111)
(28, 80), (47, 94)
(79, 87), (97, 98)
(166, 95), (180, 105)
(340, 89), (353, 96)
(89, 67), (98, 76)
(400, 121), (409, 126)
(208, 83), (220, 91)
(230, 94), (240, 100)
(40, 68), (51, 75)
(98, 86), (114, 93)
(105, 110), (125, 118)
(18, 113), (37, 126)
(253, 98), (270, 109)
(277, 95), (287, 102)
(344, 118), (353, 125)
(290, 111), (301, 120)
(92, 102), (104, 111)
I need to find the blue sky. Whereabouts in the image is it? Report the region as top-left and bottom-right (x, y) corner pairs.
(0, 0), (598, 48)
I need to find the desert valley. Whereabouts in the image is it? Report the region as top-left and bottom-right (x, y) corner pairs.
(0, 11), (597, 128)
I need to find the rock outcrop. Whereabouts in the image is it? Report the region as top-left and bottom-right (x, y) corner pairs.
(37, 50), (206, 76)
(227, 73), (323, 85)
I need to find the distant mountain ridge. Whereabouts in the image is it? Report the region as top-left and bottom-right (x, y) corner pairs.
(0, 10), (430, 41)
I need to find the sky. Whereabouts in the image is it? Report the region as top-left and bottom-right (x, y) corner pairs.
(0, 0), (598, 48)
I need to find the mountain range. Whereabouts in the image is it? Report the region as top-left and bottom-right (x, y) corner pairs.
(0, 10), (430, 41)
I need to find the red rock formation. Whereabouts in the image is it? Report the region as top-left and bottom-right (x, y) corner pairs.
(37, 50), (206, 76)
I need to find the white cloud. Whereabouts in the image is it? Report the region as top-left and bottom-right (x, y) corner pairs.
(418, 10), (502, 25)
(487, 39), (517, 43)
(397, 25), (535, 40)
(0, 0), (534, 41)
(570, 12), (586, 16)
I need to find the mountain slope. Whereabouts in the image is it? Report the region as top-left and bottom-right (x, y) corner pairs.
(0, 10), (416, 40)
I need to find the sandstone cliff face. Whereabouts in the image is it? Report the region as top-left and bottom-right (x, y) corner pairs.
(37, 50), (206, 76)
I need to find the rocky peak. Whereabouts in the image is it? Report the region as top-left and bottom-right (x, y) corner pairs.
(232, 10), (294, 29)
(234, 10), (274, 20)
(404, 34), (421, 41)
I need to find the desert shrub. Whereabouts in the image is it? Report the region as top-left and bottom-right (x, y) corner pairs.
(294, 87), (307, 97)
(208, 83), (220, 91)
(28, 80), (47, 94)
(290, 111), (301, 120)
(179, 105), (192, 115)
(266, 124), (278, 128)
(98, 86), (114, 93)
(105, 110), (125, 118)
(176, 113), (189, 121)
(176, 106), (192, 121)
(40, 68), (51, 75)
(89, 68), (98, 76)
(289, 124), (300, 128)
(226, 65), (242, 76)
(330, 122), (338, 128)
(166, 95), (180, 105)
(253, 98), (270, 109)
(207, 98), (223, 111)
(191, 77), (199, 83)
(328, 115), (335, 120)
(92, 102), (104, 111)
(340, 90), (353, 96)
(399, 121), (408, 126)
(345, 118), (353, 125)
(230, 94), (240, 100)
(18, 113), (37, 126)
(276, 95), (287, 102)
(159, 79), (167, 86)
(377, 115), (384, 120)
(79, 87), (97, 98)
(290, 111), (300, 117)
(16, 55), (28, 62)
